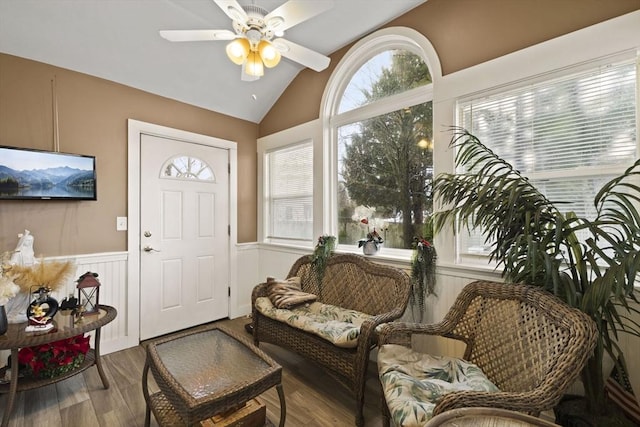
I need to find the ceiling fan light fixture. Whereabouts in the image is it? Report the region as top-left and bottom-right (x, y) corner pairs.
(167, 0), (334, 79)
(258, 40), (281, 68)
(245, 51), (264, 77)
(225, 38), (250, 65)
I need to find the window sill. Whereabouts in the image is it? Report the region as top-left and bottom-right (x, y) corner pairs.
(257, 241), (505, 279)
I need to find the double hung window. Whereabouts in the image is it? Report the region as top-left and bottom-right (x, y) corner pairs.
(457, 59), (638, 260)
(264, 141), (313, 242)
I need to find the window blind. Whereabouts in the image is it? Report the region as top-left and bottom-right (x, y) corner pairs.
(266, 141), (313, 240)
(457, 60), (638, 257)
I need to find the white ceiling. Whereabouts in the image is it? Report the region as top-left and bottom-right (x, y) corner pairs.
(0, 0), (426, 123)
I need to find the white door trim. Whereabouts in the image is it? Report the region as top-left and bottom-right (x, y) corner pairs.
(127, 119), (239, 345)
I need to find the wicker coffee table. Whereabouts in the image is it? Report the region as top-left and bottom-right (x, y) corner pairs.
(142, 324), (286, 427)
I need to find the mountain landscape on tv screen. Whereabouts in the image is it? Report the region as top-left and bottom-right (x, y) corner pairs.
(0, 165), (95, 199)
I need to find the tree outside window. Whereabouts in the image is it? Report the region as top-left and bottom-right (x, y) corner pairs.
(336, 50), (433, 249)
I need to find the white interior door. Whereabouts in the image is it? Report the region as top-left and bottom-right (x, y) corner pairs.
(139, 134), (229, 340)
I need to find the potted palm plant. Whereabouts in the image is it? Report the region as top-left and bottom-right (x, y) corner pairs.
(433, 128), (640, 425)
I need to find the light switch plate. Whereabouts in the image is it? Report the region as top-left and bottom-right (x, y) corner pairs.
(116, 216), (128, 231)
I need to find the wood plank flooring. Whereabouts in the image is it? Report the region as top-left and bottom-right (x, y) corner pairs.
(0, 317), (384, 426)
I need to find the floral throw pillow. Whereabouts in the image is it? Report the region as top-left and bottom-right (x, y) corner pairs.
(266, 276), (317, 309)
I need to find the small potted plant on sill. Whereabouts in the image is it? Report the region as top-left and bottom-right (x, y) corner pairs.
(358, 228), (384, 256)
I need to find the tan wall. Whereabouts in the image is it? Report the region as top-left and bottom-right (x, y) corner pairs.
(2, 0), (637, 255)
(259, 0), (640, 137)
(0, 53), (258, 256)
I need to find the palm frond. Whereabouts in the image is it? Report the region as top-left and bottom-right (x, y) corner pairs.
(433, 128), (640, 414)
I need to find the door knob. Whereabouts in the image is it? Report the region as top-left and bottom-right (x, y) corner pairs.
(144, 231), (152, 237)
(143, 245), (160, 252)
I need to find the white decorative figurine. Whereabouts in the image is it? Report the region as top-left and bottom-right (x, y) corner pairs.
(5, 230), (38, 323)
(10, 230), (36, 267)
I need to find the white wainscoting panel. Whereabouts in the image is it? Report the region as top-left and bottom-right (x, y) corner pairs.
(235, 243), (260, 317)
(257, 244), (309, 280)
(47, 252), (133, 355)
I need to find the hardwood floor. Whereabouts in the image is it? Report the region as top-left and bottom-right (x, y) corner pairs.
(0, 317), (384, 426)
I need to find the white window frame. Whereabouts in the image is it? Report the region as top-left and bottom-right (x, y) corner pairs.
(258, 120), (323, 247)
(320, 27), (443, 258)
(432, 13), (640, 273)
(263, 139), (313, 243)
(454, 55), (639, 267)
(257, 13), (639, 277)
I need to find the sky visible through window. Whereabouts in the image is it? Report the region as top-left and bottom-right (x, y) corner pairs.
(335, 48), (433, 249)
(339, 51), (393, 113)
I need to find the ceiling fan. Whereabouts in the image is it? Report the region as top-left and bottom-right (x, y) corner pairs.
(160, 0), (334, 81)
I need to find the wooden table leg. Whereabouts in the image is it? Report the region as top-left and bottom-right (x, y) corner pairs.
(276, 384), (286, 427)
(93, 327), (110, 389)
(1, 349), (19, 427)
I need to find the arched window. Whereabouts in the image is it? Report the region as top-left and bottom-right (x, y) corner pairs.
(322, 28), (441, 251)
(161, 155), (215, 181)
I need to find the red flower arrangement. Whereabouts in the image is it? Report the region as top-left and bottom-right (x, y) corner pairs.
(18, 334), (90, 379)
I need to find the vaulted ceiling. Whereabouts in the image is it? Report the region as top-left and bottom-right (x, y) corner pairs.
(0, 0), (426, 123)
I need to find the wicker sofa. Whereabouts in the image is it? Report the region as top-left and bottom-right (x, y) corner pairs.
(251, 253), (411, 427)
(377, 280), (597, 427)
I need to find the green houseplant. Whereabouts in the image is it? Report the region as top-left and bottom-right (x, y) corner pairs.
(433, 128), (640, 424)
(409, 236), (437, 322)
(310, 234), (336, 296)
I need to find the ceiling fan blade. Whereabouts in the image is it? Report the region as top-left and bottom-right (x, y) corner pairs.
(213, 0), (248, 24)
(272, 38), (330, 72)
(159, 29), (236, 42)
(265, 0), (334, 33)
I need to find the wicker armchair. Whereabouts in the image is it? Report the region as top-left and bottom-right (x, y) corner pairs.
(377, 280), (597, 427)
(251, 253), (411, 427)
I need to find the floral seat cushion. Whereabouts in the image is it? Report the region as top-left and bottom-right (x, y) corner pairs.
(254, 297), (373, 348)
(378, 344), (500, 427)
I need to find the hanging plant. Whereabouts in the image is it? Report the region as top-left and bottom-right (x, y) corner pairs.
(310, 235), (336, 296)
(409, 237), (436, 323)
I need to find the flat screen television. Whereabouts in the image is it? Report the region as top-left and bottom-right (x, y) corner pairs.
(0, 145), (96, 200)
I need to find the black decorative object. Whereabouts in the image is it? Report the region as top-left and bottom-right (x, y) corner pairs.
(27, 286), (59, 327)
(0, 306), (7, 335)
(0, 145), (97, 201)
(59, 295), (79, 311)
